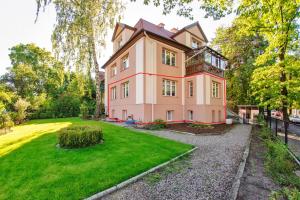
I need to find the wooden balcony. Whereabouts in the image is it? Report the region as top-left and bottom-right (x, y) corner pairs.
(186, 61), (224, 77)
(185, 46), (227, 77)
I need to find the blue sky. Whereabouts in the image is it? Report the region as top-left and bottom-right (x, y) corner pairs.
(0, 0), (235, 75)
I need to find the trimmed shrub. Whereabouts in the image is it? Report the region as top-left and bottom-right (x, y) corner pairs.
(58, 125), (103, 148)
(145, 119), (166, 130)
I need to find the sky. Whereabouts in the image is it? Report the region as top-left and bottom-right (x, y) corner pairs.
(0, 0), (235, 75)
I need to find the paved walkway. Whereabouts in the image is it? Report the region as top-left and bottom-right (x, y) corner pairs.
(102, 124), (252, 200)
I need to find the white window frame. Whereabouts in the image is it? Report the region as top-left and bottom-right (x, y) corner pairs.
(188, 110), (193, 121)
(122, 81), (129, 98)
(166, 110), (173, 121)
(188, 81), (193, 97)
(162, 49), (176, 66)
(122, 55), (129, 70)
(212, 81), (220, 98)
(162, 79), (176, 96)
(111, 86), (117, 100)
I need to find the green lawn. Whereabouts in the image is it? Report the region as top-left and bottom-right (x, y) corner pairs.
(0, 118), (192, 200)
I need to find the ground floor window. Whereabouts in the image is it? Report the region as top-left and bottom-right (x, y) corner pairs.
(122, 110), (127, 120)
(188, 110), (193, 121)
(111, 86), (117, 100)
(166, 110), (173, 121)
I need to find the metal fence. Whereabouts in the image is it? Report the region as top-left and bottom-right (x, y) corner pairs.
(265, 116), (300, 162)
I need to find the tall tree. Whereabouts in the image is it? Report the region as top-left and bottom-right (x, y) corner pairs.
(2, 43), (64, 98)
(35, 0), (123, 118)
(212, 24), (267, 111)
(236, 0), (300, 122)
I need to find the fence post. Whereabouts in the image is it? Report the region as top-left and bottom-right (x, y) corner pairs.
(275, 118), (277, 136)
(284, 121), (288, 145)
(269, 116), (272, 129)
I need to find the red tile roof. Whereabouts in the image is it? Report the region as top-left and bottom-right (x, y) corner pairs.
(131, 19), (175, 41)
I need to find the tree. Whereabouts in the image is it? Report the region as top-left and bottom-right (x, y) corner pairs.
(3, 43), (64, 98)
(35, 0), (124, 118)
(212, 24), (267, 111)
(236, 0), (300, 122)
(139, 0), (234, 20)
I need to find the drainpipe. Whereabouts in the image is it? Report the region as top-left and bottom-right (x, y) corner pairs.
(144, 31), (155, 122)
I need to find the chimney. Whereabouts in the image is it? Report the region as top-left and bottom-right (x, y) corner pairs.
(157, 23), (165, 29)
(170, 28), (178, 33)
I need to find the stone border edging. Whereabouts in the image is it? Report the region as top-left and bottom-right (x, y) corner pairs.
(85, 146), (198, 200)
(229, 125), (252, 200)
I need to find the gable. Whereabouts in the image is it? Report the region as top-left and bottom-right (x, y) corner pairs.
(187, 25), (207, 43)
(111, 24), (123, 41)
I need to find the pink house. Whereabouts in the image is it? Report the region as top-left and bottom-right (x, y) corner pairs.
(102, 19), (227, 124)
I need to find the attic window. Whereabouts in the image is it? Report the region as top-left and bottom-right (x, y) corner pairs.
(192, 38), (201, 49)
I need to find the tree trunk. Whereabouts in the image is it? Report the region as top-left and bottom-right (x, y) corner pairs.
(91, 41), (101, 119)
(279, 49), (289, 129)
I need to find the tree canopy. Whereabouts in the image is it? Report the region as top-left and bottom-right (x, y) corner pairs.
(35, 0), (124, 118)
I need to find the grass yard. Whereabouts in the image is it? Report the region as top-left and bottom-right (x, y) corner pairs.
(0, 118), (192, 200)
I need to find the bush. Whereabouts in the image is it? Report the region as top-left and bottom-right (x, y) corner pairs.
(58, 125), (103, 148)
(145, 119), (166, 130)
(188, 123), (214, 129)
(0, 112), (14, 133)
(79, 102), (89, 119)
(14, 98), (30, 124)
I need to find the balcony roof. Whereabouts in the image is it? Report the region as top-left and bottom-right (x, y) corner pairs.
(187, 46), (228, 60)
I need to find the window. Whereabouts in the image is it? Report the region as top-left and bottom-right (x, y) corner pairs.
(122, 82), (129, 98)
(204, 52), (212, 63)
(166, 110), (173, 121)
(162, 79), (176, 96)
(191, 38), (201, 49)
(188, 81), (193, 97)
(212, 81), (220, 98)
(188, 110), (193, 121)
(111, 86), (117, 100)
(122, 110), (127, 120)
(122, 55), (129, 70)
(111, 65), (117, 77)
(162, 49), (176, 66)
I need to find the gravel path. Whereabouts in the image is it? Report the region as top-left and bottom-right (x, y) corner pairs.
(101, 124), (252, 200)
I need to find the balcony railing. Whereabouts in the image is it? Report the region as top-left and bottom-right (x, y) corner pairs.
(186, 61), (224, 77)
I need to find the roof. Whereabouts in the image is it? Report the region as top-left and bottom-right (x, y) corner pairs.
(102, 19), (215, 69)
(111, 23), (136, 41)
(131, 19), (175, 41)
(171, 22), (208, 43)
